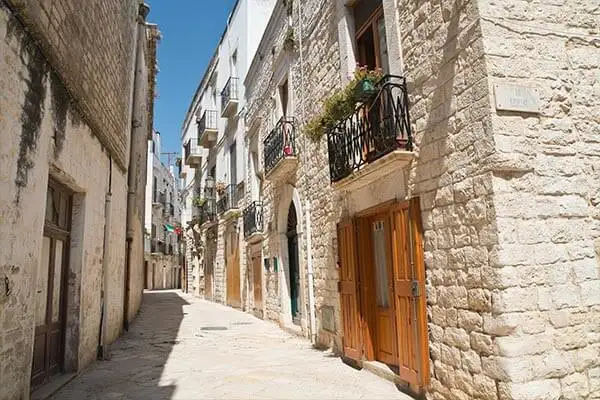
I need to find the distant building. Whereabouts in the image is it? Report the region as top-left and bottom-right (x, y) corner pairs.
(0, 0), (158, 397)
(180, 0), (277, 301)
(144, 130), (182, 290)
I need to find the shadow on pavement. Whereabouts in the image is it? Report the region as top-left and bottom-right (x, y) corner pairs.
(52, 290), (189, 400)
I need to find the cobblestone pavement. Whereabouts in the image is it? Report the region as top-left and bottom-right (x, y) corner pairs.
(52, 290), (412, 400)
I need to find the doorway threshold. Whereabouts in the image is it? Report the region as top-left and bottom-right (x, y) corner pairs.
(359, 361), (423, 399)
(31, 373), (76, 400)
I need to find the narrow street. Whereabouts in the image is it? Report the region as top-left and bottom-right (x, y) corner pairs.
(52, 291), (412, 400)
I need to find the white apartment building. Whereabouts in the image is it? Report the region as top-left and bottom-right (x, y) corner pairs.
(145, 130), (182, 290)
(180, 0), (276, 298)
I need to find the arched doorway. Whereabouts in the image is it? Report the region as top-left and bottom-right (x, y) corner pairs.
(286, 201), (300, 325)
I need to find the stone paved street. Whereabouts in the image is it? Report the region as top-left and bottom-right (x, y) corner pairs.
(52, 290), (412, 400)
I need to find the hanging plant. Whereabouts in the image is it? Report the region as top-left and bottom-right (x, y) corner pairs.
(304, 65), (383, 143)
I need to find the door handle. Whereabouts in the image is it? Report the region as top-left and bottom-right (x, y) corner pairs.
(411, 281), (420, 297)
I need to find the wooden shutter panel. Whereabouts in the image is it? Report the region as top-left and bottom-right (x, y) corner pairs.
(337, 219), (362, 360)
(391, 199), (429, 387)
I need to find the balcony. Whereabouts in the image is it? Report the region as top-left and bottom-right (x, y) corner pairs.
(216, 184), (241, 219)
(199, 181), (217, 226)
(197, 110), (218, 148)
(151, 239), (166, 255)
(184, 138), (202, 167)
(177, 158), (186, 179)
(199, 198), (216, 226)
(327, 75), (414, 191)
(264, 117), (297, 181)
(153, 191), (166, 208)
(221, 77), (239, 118)
(243, 201), (264, 243)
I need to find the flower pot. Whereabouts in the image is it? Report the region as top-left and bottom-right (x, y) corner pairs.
(355, 78), (378, 102)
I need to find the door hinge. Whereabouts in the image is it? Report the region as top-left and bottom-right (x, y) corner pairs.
(337, 281), (342, 293)
(411, 280), (420, 297)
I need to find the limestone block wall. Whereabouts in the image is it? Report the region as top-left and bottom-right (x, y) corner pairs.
(477, 1), (600, 398)
(213, 222), (226, 304)
(4, 0), (140, 169)
(0, 4), (127, 398)
(0, 1), (148, 398)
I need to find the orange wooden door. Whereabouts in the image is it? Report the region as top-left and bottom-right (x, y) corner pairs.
(253, 255), (263, 310)
(226, 229), (241, 308)
(337, 219), (362, 360)
(390, 199), (429, 388)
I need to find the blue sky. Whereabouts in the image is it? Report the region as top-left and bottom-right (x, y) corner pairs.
(147, 0), (237, 164)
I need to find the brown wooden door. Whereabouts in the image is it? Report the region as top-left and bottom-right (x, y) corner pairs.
(337, 219), (362, 360)
(32, 183), (71, 388)
(252, 254), (263, 311)
(390, 199), (429, 388)
(226, 228), (241, 308)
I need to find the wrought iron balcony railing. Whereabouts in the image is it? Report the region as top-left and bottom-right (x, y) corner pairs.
(198, 110), (218, 136)
(264, 117), (296, 175)
(216, 184), (241, 215)
(221, 77), (239, 114)
(199, 198), (216, 225)
(243, 201), (264, 239)
(327, 75), (413, 183)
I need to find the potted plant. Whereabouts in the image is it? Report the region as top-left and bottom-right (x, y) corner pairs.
(215, 181), (226, 195)
(353, 65), (383, 102)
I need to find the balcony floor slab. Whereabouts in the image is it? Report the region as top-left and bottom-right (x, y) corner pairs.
(332, 150), (414, 192)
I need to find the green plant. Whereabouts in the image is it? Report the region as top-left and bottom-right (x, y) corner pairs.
(304, 66), (383, 143)
(192, 196), (206, 208)
(283, 27), (296, 51)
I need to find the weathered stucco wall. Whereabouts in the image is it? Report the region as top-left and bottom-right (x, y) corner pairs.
(0, 1), (150, 398)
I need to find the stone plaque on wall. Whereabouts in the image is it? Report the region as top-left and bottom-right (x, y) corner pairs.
(321, 305), (335, 333)
(494, 84), (540, 113)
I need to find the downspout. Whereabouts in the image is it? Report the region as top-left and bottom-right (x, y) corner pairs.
(305, 200), (317, 345)
(99, 157), (113, 360)
(123, 4), (149, 331)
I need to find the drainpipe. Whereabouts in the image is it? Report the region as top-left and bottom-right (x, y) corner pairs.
(99, 157), (113, 360)
(305, 200), (317, 345)
(123, 3), (149, 332)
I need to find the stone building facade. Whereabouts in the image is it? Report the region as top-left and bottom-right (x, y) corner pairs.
(0, 0), (158, 398)
(179, 0), (277, 308)
(241, 0), (600, 399)
(144, 130), (182, 290)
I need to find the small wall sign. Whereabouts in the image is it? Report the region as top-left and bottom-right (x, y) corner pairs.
(494, 84), (540, 114)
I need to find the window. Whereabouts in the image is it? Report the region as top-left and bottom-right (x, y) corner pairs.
(279, 79), (289, 118)
(229, 141), (237, 186)
(231, 50), (238, 77)
(353, 0), (389, 73)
